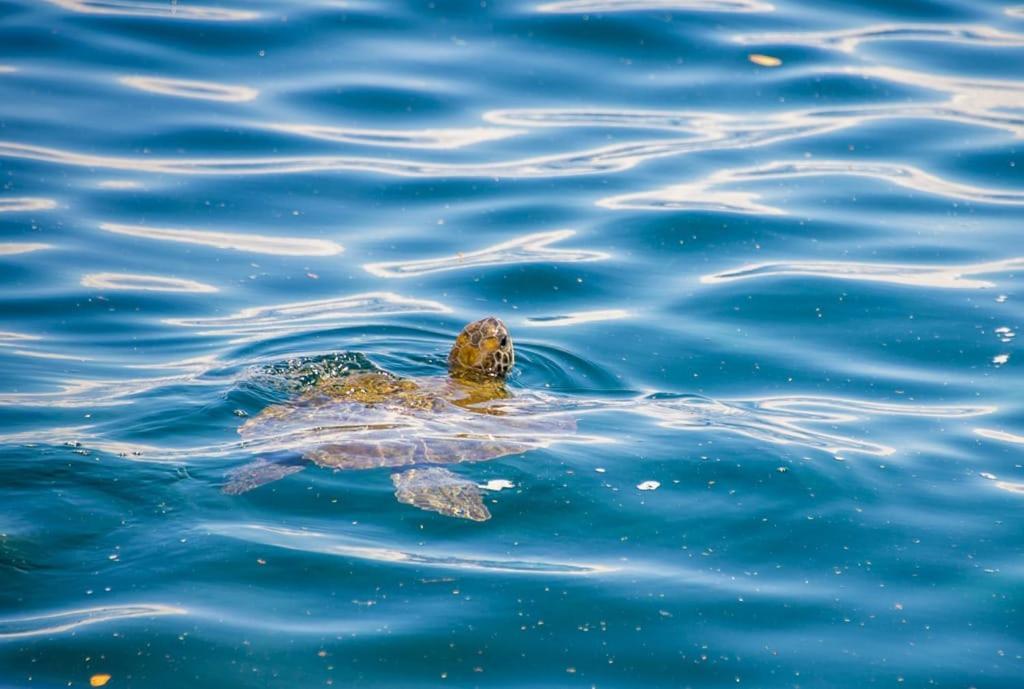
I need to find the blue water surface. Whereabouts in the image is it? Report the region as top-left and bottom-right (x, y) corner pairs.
(1, 0), (1023, 686)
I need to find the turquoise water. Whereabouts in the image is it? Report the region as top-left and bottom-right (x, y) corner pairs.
(2, 0), (1024, 686)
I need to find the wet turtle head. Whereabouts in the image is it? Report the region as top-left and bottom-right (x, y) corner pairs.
(448, 317), (514, 381)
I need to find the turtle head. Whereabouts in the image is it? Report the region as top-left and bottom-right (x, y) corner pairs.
(448, 317), (514, 381)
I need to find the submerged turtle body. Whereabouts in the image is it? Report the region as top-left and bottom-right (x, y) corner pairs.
(224, 317), (568, 521)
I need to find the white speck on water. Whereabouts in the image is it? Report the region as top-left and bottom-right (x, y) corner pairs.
(995, 326), (1016, 343)
(980, 472), (998, 480)
(637, 480), (660, 491)
(993, 353), (1010, 366)
(595, 467), (606, 473)
(480, 479), (515, 491)
(996, 294), (1008, 303)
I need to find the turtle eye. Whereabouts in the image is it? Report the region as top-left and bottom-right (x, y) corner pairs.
(500, 336), (508, 347)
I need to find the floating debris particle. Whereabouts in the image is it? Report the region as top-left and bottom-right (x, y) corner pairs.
(980, 472), (998, 480)
(480, 479), (515, 491)
(993, 353), (1010, 366)
(90, 675), (111, 687)
(637, 480), (660, 491)
(749, 53), (782, 67)
(595, 467), (606, 473)
(776, 466), (789, 473)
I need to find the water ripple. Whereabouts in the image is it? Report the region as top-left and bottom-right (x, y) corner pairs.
(81, 272), (219, 294)
(700, 257), (1024, 289)
(0, 243), (52, 255)
(44, 0), (260, 21)
(164, 292), (452, 341)
(205, 523), (616, 575)
(598, 160), (1024, 213)
(100, 222), (343, 256)
(268, 124), (522, 150)
(975, 427), (1024, 444)
(0, 604), (186, 640)
(536, 0), (773, 13)
(639, 395), (994, 457)
(364, 229), (608, 278)
(734, 23), (1024, 53)
(119, 76), (258, 103)
(523, 309), (632, 327)
(0, 197), (57, 213)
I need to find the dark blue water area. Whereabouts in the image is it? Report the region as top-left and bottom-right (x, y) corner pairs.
(1, 0), (1023, 687)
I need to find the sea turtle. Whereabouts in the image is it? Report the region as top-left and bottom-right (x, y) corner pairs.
(224, 317), (570, 521)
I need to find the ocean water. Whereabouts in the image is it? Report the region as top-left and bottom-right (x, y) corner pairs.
(1, 0), (1023, 686)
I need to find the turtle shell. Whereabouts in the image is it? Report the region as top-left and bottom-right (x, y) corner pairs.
(237, 371), (575, 470)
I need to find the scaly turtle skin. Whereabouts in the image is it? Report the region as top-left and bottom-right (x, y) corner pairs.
(224, 317), (559, 521)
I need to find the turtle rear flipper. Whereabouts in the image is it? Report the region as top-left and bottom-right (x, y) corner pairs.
(223, 453), (307, 495)
(391, 467), (491, 521)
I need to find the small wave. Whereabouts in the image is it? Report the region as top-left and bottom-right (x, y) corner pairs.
(0, 358), (218, 409)
(2, 90), (1017, 182)
(524, 309), (631, 327)
(99, 222), (343, 256)
(0, 604), (185, 640)
(119, 76), (258, 102)
(0, 197), (56, 213)
(598, 160), (1024, 213)
(995, 481), (1024, 494)
(364, 230), (608, 278)
(205, 523), (616, 575)
(734, 23), (1024, 53)
(637, 395), (994, 457)
(44, 0), (259, 21)
(81, 272), (219, 294)
(0, 243), (52, 255)
(268, 124), (522, 150)
(700, 257), (1024, 289)
(0, 137), (724, 179)
(536, 0), (772, 13)
(164, 292), (452, 342)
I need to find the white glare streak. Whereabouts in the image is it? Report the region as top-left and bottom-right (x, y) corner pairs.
(119, 76), (258, 102)
(734, 23), (1024, 53)
(0, 243), (52, 255)
(700, 257), (1024, 289)
(975, 427), (1024, 444)
(598, 160), (1024, 213)
(165, 292), (452, 341)
(81, 272), (219, 293)
(537, 0), (772, 13)
(0, 197), (57, 213)
(268, 124), (522, 150)
(44, 0), (259, 20)
(0, 604), (186, 639)
(99, 222), (343, 256)
(524, 309), (632, 327)
(206, 523), (616, 575)
(364, 230), (608, 278)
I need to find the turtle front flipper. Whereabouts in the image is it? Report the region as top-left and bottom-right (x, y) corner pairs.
(222, 452), (308, 495)
(390, 467), (491, 522)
